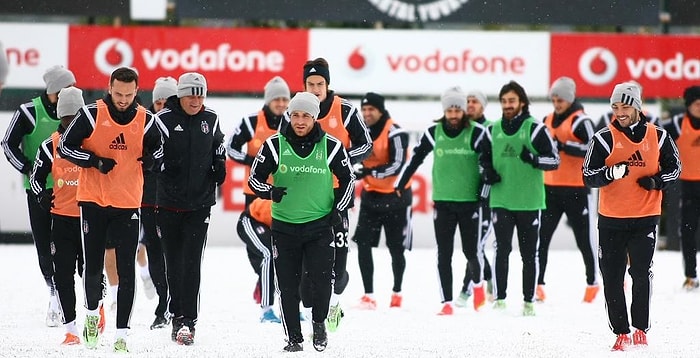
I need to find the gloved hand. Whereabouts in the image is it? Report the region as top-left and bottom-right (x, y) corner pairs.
(481, 168), (501, 185)
(270, 186), (287, 203)
(94, 156), (117, 174)
(138, 155), (156, 172)
(605, 162), (629, 181)
(520, 146), (538, 167)
(212, 159), (226, 186)
(352, 163), (370, 179)
(330, 209), (343, 227)
(637, 176), (661, 190)
(36, 189), (55, 211)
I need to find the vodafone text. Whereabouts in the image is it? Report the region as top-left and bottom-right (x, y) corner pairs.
(387, 50), (525, 74)
(141, 44), (284, 72)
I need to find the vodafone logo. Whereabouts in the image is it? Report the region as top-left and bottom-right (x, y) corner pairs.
(94, 38), (134, 76)
(578, 47), (618, 86)
(347, 46), (374, 76)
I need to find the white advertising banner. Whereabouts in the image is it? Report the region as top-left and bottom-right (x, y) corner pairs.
(0, 23), (69, 89)
(309, 29), (551, 97)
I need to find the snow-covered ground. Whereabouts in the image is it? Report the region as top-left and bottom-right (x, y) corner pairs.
(1, 244), (696, 357)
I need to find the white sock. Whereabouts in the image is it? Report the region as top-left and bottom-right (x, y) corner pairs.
(261, 305), (273, 314)
(115, 328), (128, 340)
(64, 320), (78, 335)
(109, 285), (118, 302)
(86, 309), (99, 317)
(139, 265), (150, 280)
(329, 293), (340, 307)
(365, 293), (374, 299)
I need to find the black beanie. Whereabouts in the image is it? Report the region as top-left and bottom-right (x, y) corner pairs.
(684, 86), (700, 108)
(303, 62), (330, 85)
(361, 92), (385, 113)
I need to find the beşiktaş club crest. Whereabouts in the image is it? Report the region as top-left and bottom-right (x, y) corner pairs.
(201, 121), (210, 134)
(367, 0), (468, 22)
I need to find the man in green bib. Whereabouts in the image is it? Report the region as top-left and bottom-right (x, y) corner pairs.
(2, 65), (75, 326)
(480, 80), (559, 316)
(248, 92), (354, 353)
(394, 86), (491, 315)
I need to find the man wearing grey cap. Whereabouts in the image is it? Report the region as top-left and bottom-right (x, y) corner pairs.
(29, 87), (106, 346)
(58, 67), (164, 352)
(537, 76), (599, 304)
(583, 82), (680, 351)
(1, 64), (76, 327)
(226, 76), (290, 323)
(480, 80), (559, 317)
(155, 72), (226, 346)
(596, 80), (659, 131)
(249, 92), (354, 352)
(394, 86), (491, 315)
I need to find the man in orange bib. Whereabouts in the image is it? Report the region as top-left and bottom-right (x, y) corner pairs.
(583, 82), (680, 351)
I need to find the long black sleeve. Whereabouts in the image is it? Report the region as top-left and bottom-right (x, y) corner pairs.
(58, 105), (97, 168)
(340, 98), (373, 164)
(564, 115), (596, 158)
(366, 125), (410, 179)
(2, 102), (38, 173)
(327, 137), (355, 211)
(226, 113), (257, 165)
(248, 136), (279, 200)
(529, 121), (560, 171)
(29, 137), (54, 196)
(394, 125), (436, 189)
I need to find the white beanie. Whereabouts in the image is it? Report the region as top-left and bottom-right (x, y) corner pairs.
(287, 92), (320, 119)
(177, 72), (207, 98)
(43, 65), (76, 94)
(549, 76), (576, 103)
(467, 90), (488, 108)
(57, 87), (85, 118)
(441, 86), (467, 112)
(264, 76), (291, 105)
(152, 76), (178, 102)
(610, 82), (642, 112)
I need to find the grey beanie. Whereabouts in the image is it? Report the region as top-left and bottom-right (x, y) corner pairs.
(43, 65), (76, 94)
(264, 76), (291, 104)
(287, 92), (320, 119)
(57, 87), (85, 118)
(549, 76), (576, 103)
(152, 76), (178, 102)
(610, 82), (642, 111)
(467, 90), (488, 108)
(441, 86), (467, 112)
(177, 72), (207, 98)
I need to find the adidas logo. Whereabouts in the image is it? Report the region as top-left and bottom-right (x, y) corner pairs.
(109, 133), (128, 150)
(174, 124), (184, 132)
(309, 67), (317, 73)
(282, 148), (292, 156)
(626, 150), (646, 167)
(131, 213), (139, 220)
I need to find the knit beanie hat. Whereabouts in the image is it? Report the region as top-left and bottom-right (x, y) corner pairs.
(57, 87), (85, 118)
(441, 86), (467, 112)
(549, 77), (576, 103)
(152, 76), (178, 102)
(684, 86), (700, 108)
(43, 65), (76, 94)
(610, 82), (642, 111)
(264, 76), (291, 104)
(467, 90), (488, 108)
(361, 92), (386, 113)
(287, 92), (320, 119)
(177, 72), (207, 98)
(303, 62), (330, 85)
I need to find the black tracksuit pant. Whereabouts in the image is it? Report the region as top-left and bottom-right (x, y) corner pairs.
(51, 214), (83, 324)
(140, 206), (169, 319)
(26, 190), (54, 289)
(157, 207), (210, 327)
(492, 208), (541, 302)
(237, 213), (275, 307)
(80, 203), (139, 329)
(598, 217), (656, 334)
(273, 223), (334, 344)
(462, 202), (493, 292)
(242, 194), (264, 278)
(680, 180), (700, 279)
(539, 186), (598, 286)
(433, 201), (482, 303)
(353, 196), (412, 294)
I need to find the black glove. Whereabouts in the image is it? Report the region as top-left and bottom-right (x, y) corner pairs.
(637, 176), (661, 190)
(330, 209), (343, 227)
(605, 162), (629, 181)
(138, 155), (156, 172)
(353, 163), (370, 179)
(270, 186), (287, 203)
(243, 155), (255, 166)
(36, 189), (54, 211)
(21, 164), (32, 175)
(520, 146), (538, 167)
(93, 156), (117, 174)
(481, 168), (501, 185)
(212, 159), (226, 186)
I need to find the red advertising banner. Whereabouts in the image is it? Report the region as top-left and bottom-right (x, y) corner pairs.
(551, 33), (700, 99)
(68, 26), (309, 92)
